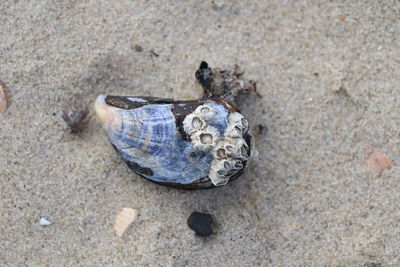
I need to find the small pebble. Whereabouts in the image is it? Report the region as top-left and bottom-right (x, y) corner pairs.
(62, 109), (89, 133)
(187, 212), (213, 237)
(39, 217), (52, 226)
(338, 15), (346, 22)
(0, 81), (7, 114)
(134, 44), (143, 52)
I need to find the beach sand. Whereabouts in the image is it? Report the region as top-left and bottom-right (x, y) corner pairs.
(1, 1), (400, 265)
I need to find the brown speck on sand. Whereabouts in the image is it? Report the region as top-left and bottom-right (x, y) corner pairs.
(338, 15), (346, 21)
(0, 81), (7, 114)
(367, 150), (393, 173)
(252, 124), (266, 135)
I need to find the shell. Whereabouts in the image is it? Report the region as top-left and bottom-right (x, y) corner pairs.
(0, 82), (7, 114)
(114, 208), (138, 237)
(95, 94), (254, 189)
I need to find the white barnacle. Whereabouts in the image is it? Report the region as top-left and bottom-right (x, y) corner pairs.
(209, 170), (229, 186)
(233, 138), (249, 160)
(241, 119), (249, 134)
(224, 123), (244, 139)
(194, 103), (216, 122)
(232, 159), (244, 170)
(191, 125), (220, 151)
(212, 141), (228, 160)
(183, 113), (206, 135)
(208, 158), (243, 186)
(220, 138), (249, 160)
(239, 142), (249, 159)
(208, 159), (230, 186)
(227, 112), (249, 135)
(228, 112), (244, 124)
(223, 141), (236, 156)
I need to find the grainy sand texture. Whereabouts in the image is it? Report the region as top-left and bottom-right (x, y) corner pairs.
(1, 1), (400, 266)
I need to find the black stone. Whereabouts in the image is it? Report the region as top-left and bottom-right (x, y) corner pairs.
(187, 212), (213, 237)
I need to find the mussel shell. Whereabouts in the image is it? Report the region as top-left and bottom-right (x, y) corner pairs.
(95, 95), (254, 189)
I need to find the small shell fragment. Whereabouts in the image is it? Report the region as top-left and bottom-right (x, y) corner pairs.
(39, 217), (52, 226)
(113, 208), (138, 237)
(0, 82), (6, 114)
(367, 150), (393, 173)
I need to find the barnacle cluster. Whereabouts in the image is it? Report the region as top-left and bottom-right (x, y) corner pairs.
(183, 104), (249, 186)
(209, 112), (249, 186)
(183, 103), (220, 152)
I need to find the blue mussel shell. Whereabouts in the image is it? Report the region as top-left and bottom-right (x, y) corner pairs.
(95, 95), (253, 189)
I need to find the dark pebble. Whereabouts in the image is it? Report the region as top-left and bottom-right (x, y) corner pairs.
(134, 44), (143, 52)
(187, 212), (213, 237)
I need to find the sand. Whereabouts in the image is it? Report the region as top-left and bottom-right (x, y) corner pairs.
(1, 1), (400, 266)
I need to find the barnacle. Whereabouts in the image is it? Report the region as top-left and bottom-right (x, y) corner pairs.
(194, 103), (216, 122)
(227, 112), (249, 135)
(209, 158), (244, 186)
(191, 125), (220, 152)
(223, 138), (249, 160)
(208, 160), (230, 186)
(183, 113), (206, 135)
(213, 141), (228, 160)
(224, 123), (244, 139)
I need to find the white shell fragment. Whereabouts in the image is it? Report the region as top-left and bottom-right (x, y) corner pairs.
(113, 208), (138, 237)
(39, 217), (52, 226)
(0, 82), (6, 114)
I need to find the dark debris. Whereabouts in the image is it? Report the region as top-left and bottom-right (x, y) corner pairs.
(195, 61), (260, 102)
(134, 44), (143, 52)
(150, 49), (159, 57)
(62, 109), (89, 133)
